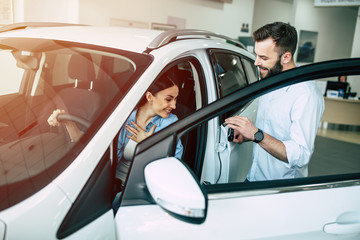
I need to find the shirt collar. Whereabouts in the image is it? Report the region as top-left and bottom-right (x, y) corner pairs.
(132, 109), (163, 128)
(149, 115), (163, 127)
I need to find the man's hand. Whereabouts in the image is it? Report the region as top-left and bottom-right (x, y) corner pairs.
(225, 116), (257, 143)
(226, 116), (288, 162)
(231, 129), (247, 144)
(126, 121), (156, 143)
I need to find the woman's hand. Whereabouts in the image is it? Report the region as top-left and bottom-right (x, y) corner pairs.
(47, 109), (65, 127)
(47, 109), (82, 142)
(126, 121), (156, 143)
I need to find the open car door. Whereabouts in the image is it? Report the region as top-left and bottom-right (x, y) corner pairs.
(115, 58), (360, 240)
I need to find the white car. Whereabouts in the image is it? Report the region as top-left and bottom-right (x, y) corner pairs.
(0, 23), (359, 240)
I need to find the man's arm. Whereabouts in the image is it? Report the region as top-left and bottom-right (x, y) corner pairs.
(225, 116), (288, 163)
(259, 132), (288, 162)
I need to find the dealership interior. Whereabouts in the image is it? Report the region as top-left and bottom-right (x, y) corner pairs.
(2, 1), (360, 239)
(4, 0), (360, 174)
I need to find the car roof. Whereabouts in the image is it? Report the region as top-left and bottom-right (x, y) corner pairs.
(0, 23), (247, 54)
(0, 24), (163, 53)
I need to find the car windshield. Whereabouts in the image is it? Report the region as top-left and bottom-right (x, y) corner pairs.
(0, 37), (151, 208)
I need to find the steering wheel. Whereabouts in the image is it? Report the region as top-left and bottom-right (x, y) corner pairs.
(57, 113), (91, 129)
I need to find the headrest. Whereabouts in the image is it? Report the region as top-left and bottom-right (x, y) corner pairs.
(176, 69), (191, 80)
(166, 67), (192, 87)
(68, 54), (95, 83)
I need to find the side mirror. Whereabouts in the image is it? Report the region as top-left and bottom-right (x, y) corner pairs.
(144, 157), (207, 224)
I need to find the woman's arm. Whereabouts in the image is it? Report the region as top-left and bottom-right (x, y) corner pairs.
(47, 109), (83, 142)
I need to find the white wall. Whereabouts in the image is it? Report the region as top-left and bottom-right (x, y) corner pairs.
(12, 0), (255, 39)
(252, 0), (293, 32)
(78, 0), (255, 38)
(348, 7), (360, 95)
(253, 0), (358, 62)
(252, 0), (360, 94)
(293, 0), (358, 62)
(351, 8), (360, 58)
(14, 0), (79, 23)
(293, 0), (359, 95)
(12, 0), (24, 23)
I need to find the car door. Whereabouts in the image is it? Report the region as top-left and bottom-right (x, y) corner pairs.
(115, 58), (360, 239)
(204, 50), (258, 184)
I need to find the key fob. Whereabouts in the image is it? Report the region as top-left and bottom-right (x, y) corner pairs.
(227, 128), (234, 142)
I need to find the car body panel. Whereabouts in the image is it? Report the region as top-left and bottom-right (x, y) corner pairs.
(0, 183), (71, 239)
(0, 220), (5, 240)
(115, 184), (360, 239)
(64, 211), (116, 240)
(205, 184), (360, 239)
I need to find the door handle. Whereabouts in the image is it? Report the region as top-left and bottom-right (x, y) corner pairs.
(323, 211), (360, 235)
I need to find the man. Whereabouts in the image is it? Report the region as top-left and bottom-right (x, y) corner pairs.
(225, 22), (324, 181)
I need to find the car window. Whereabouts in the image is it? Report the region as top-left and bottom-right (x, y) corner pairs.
(210, 51), (248, 98)
(242, 58), (259, 84)
(310, 76), (359, 176)
(200, 73), (360, 185)
(0, 38), (151, 210)
(0, 51), (24, 95)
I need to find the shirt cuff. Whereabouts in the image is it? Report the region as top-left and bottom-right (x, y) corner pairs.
(283, 140), (312, 168)
(283, 140), (300, 168)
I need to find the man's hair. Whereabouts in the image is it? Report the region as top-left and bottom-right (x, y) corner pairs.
(253, 22), (298, 56)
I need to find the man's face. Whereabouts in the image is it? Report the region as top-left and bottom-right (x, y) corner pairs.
(254, 38), (283, 79)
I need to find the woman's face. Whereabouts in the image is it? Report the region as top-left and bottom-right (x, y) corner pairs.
(149, 85), (179, 118)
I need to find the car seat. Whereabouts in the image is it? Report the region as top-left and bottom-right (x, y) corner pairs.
(39, 53), (102, 134)
(171, 68), (198, 169)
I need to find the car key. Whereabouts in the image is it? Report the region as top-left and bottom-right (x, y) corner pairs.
(227, 128), (234, 142)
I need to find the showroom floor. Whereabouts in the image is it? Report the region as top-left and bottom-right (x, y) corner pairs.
(309, 125), (360, 176)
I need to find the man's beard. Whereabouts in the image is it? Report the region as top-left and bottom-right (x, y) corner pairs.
(261, 57), (283, 79)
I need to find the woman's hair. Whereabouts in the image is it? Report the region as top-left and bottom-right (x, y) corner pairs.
(253, 22), (298, 56)
(138, 73), (179, 106)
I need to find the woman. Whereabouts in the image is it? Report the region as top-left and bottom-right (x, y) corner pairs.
(112, 73), (183, 211)
(116, 73), (183, 187)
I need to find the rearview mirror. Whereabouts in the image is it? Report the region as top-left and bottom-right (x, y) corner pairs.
(12, 50), (39, 70)
(144, 157), (207, 224)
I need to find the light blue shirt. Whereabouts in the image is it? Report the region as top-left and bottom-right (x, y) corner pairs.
(116, 109), (183, 183)
(247, 81), (325, 181)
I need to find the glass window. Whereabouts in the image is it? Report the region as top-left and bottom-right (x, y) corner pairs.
(200, 74), (360, 185)
(211, 52), (248, 98)
(0, 50), (24, 95)
(0, 37), (151, 210)
(242, 58), (258, 84)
